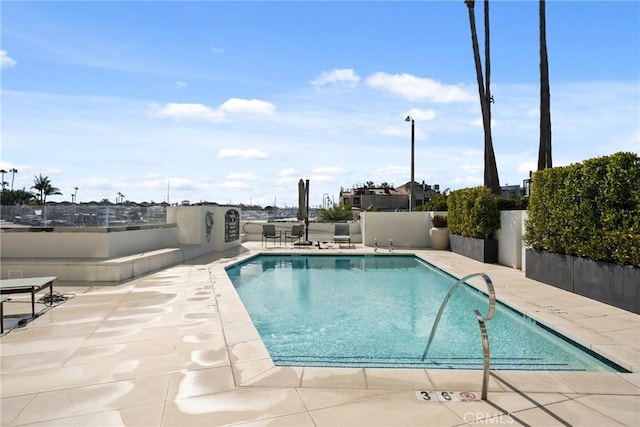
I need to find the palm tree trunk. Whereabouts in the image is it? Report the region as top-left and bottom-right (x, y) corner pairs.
(538, 0), (552, 170)
(10, 169), (17, 192)
(466, 0), (501, 195)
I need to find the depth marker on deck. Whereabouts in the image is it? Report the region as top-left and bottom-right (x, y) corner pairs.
(414, 390), (480, 402)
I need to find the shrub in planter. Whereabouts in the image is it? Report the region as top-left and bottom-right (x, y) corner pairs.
(447, 187), (500, 262)
(432, 215), (448, 228)
(524, 152), (640, 313)
(524, 151), (640, 267)
(448, 186), (500, 239)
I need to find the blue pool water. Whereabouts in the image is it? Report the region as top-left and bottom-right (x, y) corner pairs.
(226, 255), (624, 372)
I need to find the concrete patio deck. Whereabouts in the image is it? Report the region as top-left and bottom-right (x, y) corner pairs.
(1, 242), (638, 426)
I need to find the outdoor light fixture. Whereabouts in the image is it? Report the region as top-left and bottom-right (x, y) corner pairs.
(405, 115), (415, 211)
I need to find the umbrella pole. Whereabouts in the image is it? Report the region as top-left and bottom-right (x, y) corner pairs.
(305, 179), (310, 242)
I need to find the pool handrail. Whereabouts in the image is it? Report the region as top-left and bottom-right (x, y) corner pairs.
(474, 309), (491, 400)
(421, 272), (496, 360)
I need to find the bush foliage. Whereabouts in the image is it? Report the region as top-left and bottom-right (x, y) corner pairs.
(447, 186), (500, 239)
(432, 214), (448, 227)
(421, 192), (448, 211)
(317, 204), (354, 222)
(524, 152), (640, 267)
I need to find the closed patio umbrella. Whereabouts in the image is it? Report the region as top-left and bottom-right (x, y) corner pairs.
(297, 179), (307, 221)
(296, 179), (312, 244)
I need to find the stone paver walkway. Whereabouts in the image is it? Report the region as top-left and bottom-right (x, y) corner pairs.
(1, 243), (638, 426)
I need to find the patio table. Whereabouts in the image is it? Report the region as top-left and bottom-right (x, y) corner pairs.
(0, 276), (57, 326)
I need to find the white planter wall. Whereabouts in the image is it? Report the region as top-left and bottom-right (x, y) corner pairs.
(361, 212), (430, 248)
(494, 210), (524, 269)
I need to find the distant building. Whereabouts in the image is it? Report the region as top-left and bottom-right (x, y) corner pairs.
(500, 184), (525, 198)
(339, 181), (440, 211)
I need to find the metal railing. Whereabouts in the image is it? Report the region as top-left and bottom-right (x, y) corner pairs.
(422, 272), (496, 400)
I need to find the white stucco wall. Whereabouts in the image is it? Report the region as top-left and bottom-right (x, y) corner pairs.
(361, 212), (430, 248)
(240, 221), (362, 243)
(494, 210), (524, 269)
(168, 206), (204, 245)
(0, 226), (180, 259)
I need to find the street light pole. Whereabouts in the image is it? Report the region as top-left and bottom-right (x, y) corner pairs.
(405, 116), (415, 211)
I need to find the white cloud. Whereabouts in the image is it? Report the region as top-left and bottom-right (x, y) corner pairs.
(451, 176), (483, 186)
(152, 103), (226, 122)
(461, 163), (483, 173)
(518, 161), (537, 173)
(311, 68), (360, 88)
(211, 45), (225, 54)
(1, 50), (17, 68)
(219, 98), (276, 115)
(149, 98), (275, 122)
(176, 81), (188, 88)
(373, 165), (408, 177)
(218, 148), (269, 159)
(310, 174), (335, 183)
(220, 180), (250, 189)
(366, 72), (475, 103)
(407, 108), (437, 121)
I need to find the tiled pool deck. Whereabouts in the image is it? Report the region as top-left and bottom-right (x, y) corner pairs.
(1, 242), (639, 426)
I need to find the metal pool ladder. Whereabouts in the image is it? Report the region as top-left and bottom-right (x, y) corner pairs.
(421, 273), (496, 400)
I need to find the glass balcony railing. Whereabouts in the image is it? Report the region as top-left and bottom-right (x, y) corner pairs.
(0, 205), (167, 228)
(240, 209), (318, 222)
(1, 205), (319, 228)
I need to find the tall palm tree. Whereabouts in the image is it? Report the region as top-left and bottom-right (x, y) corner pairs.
(538, 0), (552, 170)
(10, 168), (18, 192)
(31, 174), (62, 204)
(12, 188), (36, 205)
(465, 0), (501, 195)
(0, 169), (6, 192)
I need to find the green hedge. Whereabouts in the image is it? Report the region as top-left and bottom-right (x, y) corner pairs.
(524, 152), (640, 267)
(448, 186), (500, 239)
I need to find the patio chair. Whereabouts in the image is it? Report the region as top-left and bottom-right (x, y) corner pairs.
(262, 224), (282, 247)
(333, 223), (351, 248)
(284, 224), (305, 246)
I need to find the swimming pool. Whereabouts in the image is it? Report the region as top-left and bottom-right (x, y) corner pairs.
(226, 254), (625, 372)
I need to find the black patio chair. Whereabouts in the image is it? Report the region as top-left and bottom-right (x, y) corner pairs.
(262, 224), (282, 247)
(284, 224), (304, 246)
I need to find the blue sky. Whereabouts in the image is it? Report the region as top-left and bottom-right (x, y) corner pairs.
(2, 0), (638, 207)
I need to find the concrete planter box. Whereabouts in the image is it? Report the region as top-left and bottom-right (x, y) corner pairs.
(525, 249), (575, 292)
(525, 249), (639, 314)
(450, 235), (498, 263)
